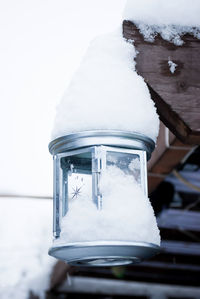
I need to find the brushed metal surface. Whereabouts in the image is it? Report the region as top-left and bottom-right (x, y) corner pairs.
(49, 130), (155, 160)
(49, 241), (160, 267)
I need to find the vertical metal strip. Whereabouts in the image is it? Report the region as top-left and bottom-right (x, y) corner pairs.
(92, 149), (96, 207)
(53, 155), (61, 238)
(92, 146), (105, 210)
(62, 168), (68, 217)
(92, 148), (99, 209)
(140, 151), (148, 197)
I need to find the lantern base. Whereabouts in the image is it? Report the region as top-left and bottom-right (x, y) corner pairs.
(48, 241), (160, 267)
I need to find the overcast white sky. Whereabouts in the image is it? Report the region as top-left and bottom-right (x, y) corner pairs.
(0, 0), (126, 196)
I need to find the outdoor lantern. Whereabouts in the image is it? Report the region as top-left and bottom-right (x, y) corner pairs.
(48, 130), (160, 267)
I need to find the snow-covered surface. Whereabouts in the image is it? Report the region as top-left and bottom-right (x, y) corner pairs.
(0, 198), (55, 299)
(168, 60), (178, 74)
(55, 165), (160, 246)
(52, 30), (159, 141)
(124, 0), (200, 26)
(124, 0), (200, 45)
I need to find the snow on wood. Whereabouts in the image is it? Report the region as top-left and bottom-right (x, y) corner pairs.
(124, 0), (200, 45)
(168, 60), (178, 74)
(123, 20), (200, 144)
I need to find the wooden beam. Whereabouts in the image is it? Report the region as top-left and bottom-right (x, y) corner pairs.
(49, 261), (72, 291)
(138, 260), (200, 272)
(160, 228), (200, 243)
(123, 20), (200, 144)
(58, 276), (200, 298)
(147, 122), (193, 193)
(152, 251), (200, 266)
(161, 240), (200, 256)
(72, 264), (200, 287)
(158, 209), (200, 232)
(147, 85), (196, 144)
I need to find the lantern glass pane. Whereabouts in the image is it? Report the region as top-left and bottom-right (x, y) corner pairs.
(60, 151), (92, 217)
(106, 151), (141, 184)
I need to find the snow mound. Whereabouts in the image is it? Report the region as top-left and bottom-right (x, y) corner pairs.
(52, 30), (159, 142)
(55, 166), (160, 246)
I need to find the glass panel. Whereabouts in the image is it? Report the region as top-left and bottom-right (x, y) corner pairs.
(107, 151), (141, 185)
(61, 151), (92, 216)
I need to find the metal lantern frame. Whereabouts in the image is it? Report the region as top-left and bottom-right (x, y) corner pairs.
(48, 130), (160, 267)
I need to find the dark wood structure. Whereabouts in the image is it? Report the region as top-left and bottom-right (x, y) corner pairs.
(148, 122), (193, 192)
(123, 21), (200, 145)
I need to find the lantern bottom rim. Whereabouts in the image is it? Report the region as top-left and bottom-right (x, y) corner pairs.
(48, 241), (160, 267)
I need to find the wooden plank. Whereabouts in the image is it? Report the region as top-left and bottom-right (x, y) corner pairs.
(161, 240), (200, 256)
(166, 170), (200, 194)
(49, 261), (72, 291)
(152, 251), (200, 266)
(123, 20), (200, 144)
(147, 84), (196, 144)
(147, 122), (176, 171)
(47, 292), (148, 299)
(147, 122), (193, 193)
(158, 209), (200, 232)
(148, 175), (164, 193)
(150, 147), (189, 174)
(72, 264), (200, 287)
(58, 276), (200, 298)
(160, 228), (200, 243)
(148, 141), (192, 193)
(139, 261), (200, 272)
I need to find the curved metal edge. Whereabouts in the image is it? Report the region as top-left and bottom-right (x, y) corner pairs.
(48, 241), (161, 267)
(50, 240), (160, 249)
(48, 130), (155, 160)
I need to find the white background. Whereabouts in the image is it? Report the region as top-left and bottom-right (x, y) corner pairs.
(0, 0), (126, 196)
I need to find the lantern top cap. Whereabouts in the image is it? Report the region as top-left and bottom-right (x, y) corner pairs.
(49, 130), (155, 160)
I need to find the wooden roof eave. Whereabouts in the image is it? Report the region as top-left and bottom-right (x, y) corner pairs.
(123, 20), (200, 145)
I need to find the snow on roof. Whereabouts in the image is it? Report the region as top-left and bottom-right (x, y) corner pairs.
(0, 198), (55, 299)
(52, 30), (159, 141)
(124, 0), (200, 45)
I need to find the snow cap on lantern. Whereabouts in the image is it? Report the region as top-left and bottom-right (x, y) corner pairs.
(52, 30), (159, 141)
(49, 30), (160, 267)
